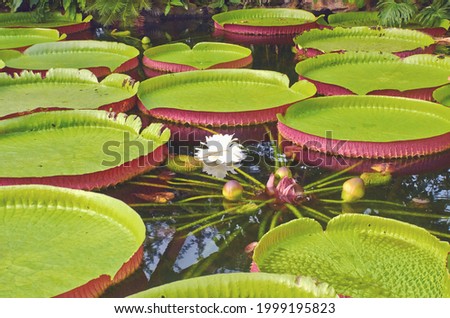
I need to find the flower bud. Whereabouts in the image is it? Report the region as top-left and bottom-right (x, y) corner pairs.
(141, 36), (151, 44)
(341, 177), (365, 202)
(222, 180), (243, 202)
(275, 166), (292, 180)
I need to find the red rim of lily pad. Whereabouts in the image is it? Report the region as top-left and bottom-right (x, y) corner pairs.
(296, 44), (436, 59)
(55, 245), (144, 298)
(138, 100), (292, 126)
(0, 111), (170, 190)
(212, 8), (322, 35)
(142, 42), (253, 73)
(277, 96), (450, 158)
(212, 28), (298, 45)
(137, 69), (317, 126)
(282, 143), (450, 176)
(0, 40), (140, 78)
(296, 52), (450, 101)
(293, 27), (437, 58)
(0, 141), (167, 190)
(298, 76), (443, 101)
(0, 69), (138, 120)
(279, 120), (450, 158)
(3, 57), (139, 78)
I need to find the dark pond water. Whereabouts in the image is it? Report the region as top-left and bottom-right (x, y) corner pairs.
(70, 16), (450, 297)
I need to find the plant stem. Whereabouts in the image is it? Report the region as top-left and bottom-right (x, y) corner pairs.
(235, 167), (265, 189)
(299, 205), (331, 222)
(285, 203), (303, 218)
(304, 162), (362, 190)
(189, 215), (243, 236)
(321, 199), (405, 208)
(130, 202), (224, 208)
(316, 176), (352, 188)
(258, 212), (272, 240)
(176, 206), (241, 231)
(269, 210), (283, 230)
(304, 186), (343, 195)
(177, 195), (225, 203)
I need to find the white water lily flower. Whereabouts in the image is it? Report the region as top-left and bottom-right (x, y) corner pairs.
(195, 134), (246, 179)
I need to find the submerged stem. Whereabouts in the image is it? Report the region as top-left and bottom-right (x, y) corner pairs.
(285, 203), (303, 218)
(304, 162), (362, 190)
(235, 167), (265, 189)
(299, 205), (331, 222)
(177, 195), (225, 203)
(304, 186), (343, 195)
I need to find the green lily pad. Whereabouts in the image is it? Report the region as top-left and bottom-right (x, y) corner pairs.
(0, 110), (170, 189)
(0, 69), (139, 119)
(137, 69), (316, 126)
(0, 40), (139, 73)
(129, 273), (337, 298)
(327, 11), (450, 30)
(293, 27), (435, 54)
(278, 96), (450, 158)
(253, 214), (450, 297)
(295, 52), (450, 95)
(0, 184), (146, 297)
(143, 42), (252, 71)
(327, 11), (380, 27)
(0, 27), (66, 50)
(433, 84), (450, 107)
(213, 8), (320, 35)
(214, 8), (317, 27)
(0, 12), (92, 30)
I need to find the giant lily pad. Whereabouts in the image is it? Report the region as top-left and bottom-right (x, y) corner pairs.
(0, 184), (145, 297)
(213, 8), (321, 35)
(253, 214), (450, 297)
(0, 40), (139, 77)
(327, 11), (450, 37)
(143, 42), (252, 73)
(0, 69), (139, 119)
(294, 27), (435, 57)
(138, 69), (316, 126)
(129, 273), (337, 298)
(0, 28), (66, 51)
(433, 84), (450, 107)
(0, 110), (170, 189)
(0, 12), (92, 34)
(278, 95), (450, 158)
(295, 52), (450, 100)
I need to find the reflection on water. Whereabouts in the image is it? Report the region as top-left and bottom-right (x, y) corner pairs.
(98, 16), (449, 297)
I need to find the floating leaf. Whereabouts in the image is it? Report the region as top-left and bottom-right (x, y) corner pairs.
(295, 52), (450, 99)
(277, 95), (450, 158)
(0, 110), (170, 189)
(0, 12), (92, 34)
(253, 214), (450, 297)
(129, 273), (337, 298)
(294, 26), (435, 57)
(138, 69), (316, 126)
(433, 84), (450, 107)
(327, 11), (449, 36)
(0, 27), (66, 51)
(0, 184), (146, 297)
(213, 8), (320, 35)
(143, 42), (252, 73)
(0, 40), (139, 77)
(0, 69), (138, 119)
